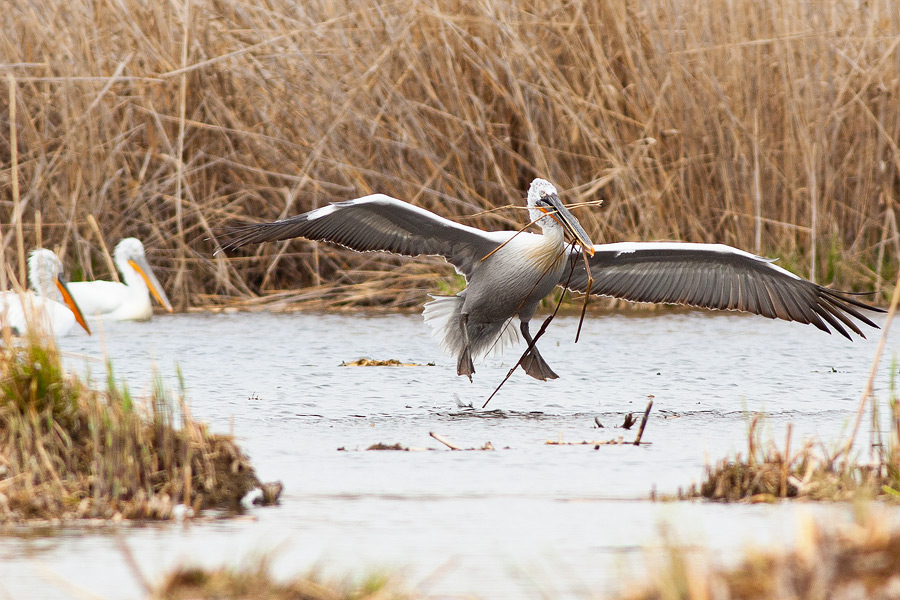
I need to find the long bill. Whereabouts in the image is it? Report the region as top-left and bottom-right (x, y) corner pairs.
(545, 194), (595, 256)
(128, 257), (174, 312)
(55, 276), (91, 335)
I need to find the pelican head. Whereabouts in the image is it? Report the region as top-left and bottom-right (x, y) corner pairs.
(28, 249), (91, 334)
(114, 238), (173, 312)
(527, 179), (595, 255)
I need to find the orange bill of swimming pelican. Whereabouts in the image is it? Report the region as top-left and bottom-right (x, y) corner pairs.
(69, 238), (173, 321)
(0, 249), (91, 337)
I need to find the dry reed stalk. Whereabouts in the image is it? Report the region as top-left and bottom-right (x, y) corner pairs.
(86, 214), (119, 282)
(844, 263), (900, 459)
(6, 75), (25, 286)
(0, 0), (896, 307)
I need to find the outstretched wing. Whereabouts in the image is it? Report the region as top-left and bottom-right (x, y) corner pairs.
(560, 242), (883, 339)
(219, 194), (510, 280)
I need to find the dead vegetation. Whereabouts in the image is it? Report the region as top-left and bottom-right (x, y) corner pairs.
(0, 332), (281, 523)
(340, 358), (427, 367)
(0, 0), (897, 309)
(155, 565), (411, 600)
(682, 417), (897, 503)
(149, 510), (900, 600)
(623, 510), (900, 600)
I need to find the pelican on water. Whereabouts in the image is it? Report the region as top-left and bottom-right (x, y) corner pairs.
(0, 249), (92, 337)
(69, 238), (173, 321)
(221, 178), (883, 381)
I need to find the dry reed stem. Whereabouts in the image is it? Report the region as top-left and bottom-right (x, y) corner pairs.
(0, 0), (896, 307)
(844, 264), (900, 459)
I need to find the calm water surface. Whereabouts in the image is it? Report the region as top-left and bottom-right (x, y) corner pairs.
(0, 310), (898, 599)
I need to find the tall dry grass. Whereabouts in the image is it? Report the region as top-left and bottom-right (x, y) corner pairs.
(1, 0), (898, 308)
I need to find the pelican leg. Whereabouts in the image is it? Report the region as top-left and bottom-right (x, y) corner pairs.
(457, 313), (475, 382)
(519, 320), (558, 381)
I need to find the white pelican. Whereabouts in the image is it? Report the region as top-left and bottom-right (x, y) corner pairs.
(0, 249), (92, 337)
(69, 238), (173, 321)
(220, 178), (883, 381)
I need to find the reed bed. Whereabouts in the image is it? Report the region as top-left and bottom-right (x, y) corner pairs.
(1, 0), (898, 308)
(683, 414), (900, 502)
(0, 331), (280, 523)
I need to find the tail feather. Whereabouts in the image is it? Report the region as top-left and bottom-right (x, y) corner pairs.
(422, 295), (519, 361)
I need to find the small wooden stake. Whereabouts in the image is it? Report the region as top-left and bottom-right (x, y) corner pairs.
(633, 400), (654, 445)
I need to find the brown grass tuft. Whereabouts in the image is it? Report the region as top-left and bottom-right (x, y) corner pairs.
(156, 563), (408, 600)
(0, 0), (897, 308)
(683, 412), (900, 503)
(0, 331), (281, 523)
(625, 510), (900, 600)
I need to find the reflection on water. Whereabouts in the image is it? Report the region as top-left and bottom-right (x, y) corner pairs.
(0, 310), (897, 599)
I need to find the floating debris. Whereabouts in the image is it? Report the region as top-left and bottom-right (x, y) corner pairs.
(366, 443), (407, 451)
(550, 402), (654, 447)
(546, 438), (649, 447)
(429, 431), (494, 451)
(342, 434), (499, 452)
(340, 358), (423, 367)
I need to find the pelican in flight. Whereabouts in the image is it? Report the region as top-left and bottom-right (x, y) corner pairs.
(221, 178), (882, 381)
(69, 238), (173, 321)
(0, 249), (92, 337)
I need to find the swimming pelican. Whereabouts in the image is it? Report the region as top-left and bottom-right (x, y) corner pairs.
(0, 249), (92, 337)
(69, 238), (173, 321)
(220, 178), (883, 381)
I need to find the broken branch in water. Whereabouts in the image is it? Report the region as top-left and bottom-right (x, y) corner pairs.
(429, 431), (462, 450)
(633, 400), (654, 446)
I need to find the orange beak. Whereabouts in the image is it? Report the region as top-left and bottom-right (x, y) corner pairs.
(128, 258), (174, 313)
(55, 276), (91, 335)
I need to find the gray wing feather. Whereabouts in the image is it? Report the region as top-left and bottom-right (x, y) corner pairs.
(221, 194), (506, 279)
(560, 242), (883, 339)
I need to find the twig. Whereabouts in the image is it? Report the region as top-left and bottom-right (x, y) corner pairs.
(479, 215), (546, 262)
(429, 431), (462, 450)
(633, 400), (654, 445)
(574, 245), (593, 343)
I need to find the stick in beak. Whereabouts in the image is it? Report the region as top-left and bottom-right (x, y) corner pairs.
(55, 275), (91, 335)
(128, 258), (174, 313)
(544, 194), (595, 256)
